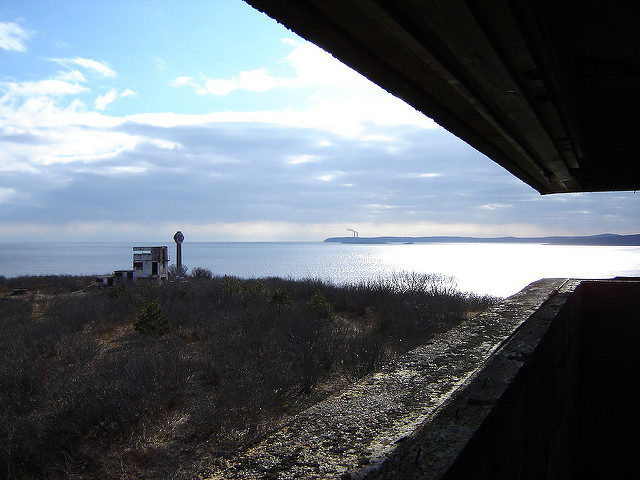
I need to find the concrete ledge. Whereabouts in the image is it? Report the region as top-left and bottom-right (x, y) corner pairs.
(369, 279), (582, 479)
(203, 278), (576, 479)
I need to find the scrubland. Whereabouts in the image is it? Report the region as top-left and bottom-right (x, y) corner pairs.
(0, 272), (497, 479)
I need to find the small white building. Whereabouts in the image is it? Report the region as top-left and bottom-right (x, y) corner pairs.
(94, 245), (169, 286)
(132, 246), (169, 280)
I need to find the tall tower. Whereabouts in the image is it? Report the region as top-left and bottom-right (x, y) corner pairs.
(173, 231), (184, 275)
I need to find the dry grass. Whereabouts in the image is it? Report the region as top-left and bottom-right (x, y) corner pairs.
(0, 272), (497, 479)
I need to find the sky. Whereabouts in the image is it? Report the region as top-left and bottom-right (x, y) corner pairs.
(0, 0), (638, 242)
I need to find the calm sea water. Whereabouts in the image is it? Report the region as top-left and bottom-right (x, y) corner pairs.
(1, 242), (639, 297)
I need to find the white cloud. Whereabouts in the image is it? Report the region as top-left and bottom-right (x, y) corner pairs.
(95, 89), (117, 110)
(479, 203), (512, 210)
(281, 39), (366, 89)
(2, 79), (88, 97)
(52, 57), (116, 77)
(0, 21), (30, 52)
(55, 70), (87, 83)
(318, 172), (344, 182)
(74, 165), (148, 176)
(73, 57), (116, 77)
(173, 71), (279, 96)
(106, 166), (146, 174)
(399, 173), (443, 179)
(120, 89), (136, 97)
(0, 187), (17, 202)
(171, 76), (207, 95)
(204, 68), (278, 95)
(0, 92), (139, 167)
(147, 138), (181, 150)
(0, 75), (185, 169)
(288, 154), (315, 165)
(360, 134), (398, 143)
(173, 39), (369, 97)
(0, 83), (434, 174)
(122, 93), (436, 136)
(165, 39), (437, 136)
(0, 36), (429, 183)
(172, 76), (193, 86)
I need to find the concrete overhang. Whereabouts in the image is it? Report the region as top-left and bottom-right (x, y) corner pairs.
(244, 0), (640, 194)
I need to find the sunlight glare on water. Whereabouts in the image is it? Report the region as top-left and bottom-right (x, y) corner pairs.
(373, 243), (640, 296)
(139, 242), (640, 297)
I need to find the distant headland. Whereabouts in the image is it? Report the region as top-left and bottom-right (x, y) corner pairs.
(323, 233), (640, 246)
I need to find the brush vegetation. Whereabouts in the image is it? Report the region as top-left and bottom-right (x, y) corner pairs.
(0, 272), (497, 479)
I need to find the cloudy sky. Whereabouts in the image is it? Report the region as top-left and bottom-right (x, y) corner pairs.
(1, 0), (638, 242)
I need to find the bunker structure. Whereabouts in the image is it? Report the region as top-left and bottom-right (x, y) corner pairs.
(203, 2), (639, 478)
(94, 245), (169, 286)
(132, 246), (169, 280)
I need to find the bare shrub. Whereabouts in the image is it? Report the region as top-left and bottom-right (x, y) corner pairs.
(168, 264), (189, 278)
(190, 267), (213, 279)
(0, 272), (499, 479)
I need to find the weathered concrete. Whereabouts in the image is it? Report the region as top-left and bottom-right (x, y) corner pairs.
(368, 279), (640, 479)
(380, 279), (584, 479)
(203, 278), (575, 479)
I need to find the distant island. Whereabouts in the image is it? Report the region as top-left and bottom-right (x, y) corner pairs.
(324, 233), (640, 246)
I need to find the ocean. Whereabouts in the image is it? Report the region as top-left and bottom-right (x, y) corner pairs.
(1, 242), (639, 297)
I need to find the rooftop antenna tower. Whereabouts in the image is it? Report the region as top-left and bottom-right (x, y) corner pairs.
(173, 231), (184, 275)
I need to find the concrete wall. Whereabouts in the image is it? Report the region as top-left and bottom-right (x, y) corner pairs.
(438, 283), (584, 479)
(575, 281), (640, 479)
(432, 280), (640, 480)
